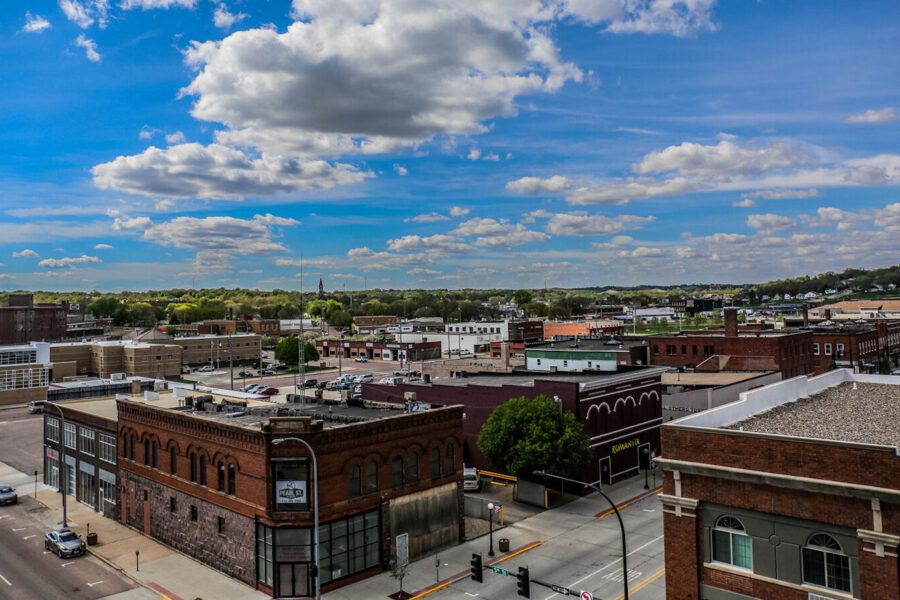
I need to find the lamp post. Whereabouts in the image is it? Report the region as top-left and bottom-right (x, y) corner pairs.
(487, 502), (495, 556)
(535, 470), (629, 599)
(272, 437), (320, 600)
(43, 402), (68, 528)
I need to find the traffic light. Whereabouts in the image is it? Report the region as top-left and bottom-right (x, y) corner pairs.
(517, 566), (530, 598)
(470, 553), (483, 583)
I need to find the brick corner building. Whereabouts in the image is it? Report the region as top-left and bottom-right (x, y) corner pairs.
(658, 369), (900, 600)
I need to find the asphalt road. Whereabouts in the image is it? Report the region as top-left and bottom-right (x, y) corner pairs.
(427, 491), (665, 600)
(0, 407), (43, 477)
(0, 496), (136, 600)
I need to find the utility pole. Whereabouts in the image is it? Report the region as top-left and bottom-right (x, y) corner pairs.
(299, 257), (305, 403)
(228, 331), (233, 391)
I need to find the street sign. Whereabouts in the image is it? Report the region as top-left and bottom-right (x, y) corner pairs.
(581, 592), (593, 600)
(551, 584), (571, 594)
(490, 566), (509, 576)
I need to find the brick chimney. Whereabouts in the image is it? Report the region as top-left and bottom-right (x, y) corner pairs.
(802, 303), (809, 327)
(724, 308), (738, 337)
(825, 309), (832, 320)
(500, 342), (510, 370)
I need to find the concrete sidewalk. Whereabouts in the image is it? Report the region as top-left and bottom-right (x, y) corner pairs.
(1, 459), (268, 600)
(324, 473), (662, 600)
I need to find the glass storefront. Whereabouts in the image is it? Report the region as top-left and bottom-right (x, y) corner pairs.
(256, 509), (381, 597)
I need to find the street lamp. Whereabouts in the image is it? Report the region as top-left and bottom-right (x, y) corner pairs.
(43, 401), (68, 528)
(487, 502), (495, 556)
(535, 470), (629, 599)
(272, 436), (321, 600)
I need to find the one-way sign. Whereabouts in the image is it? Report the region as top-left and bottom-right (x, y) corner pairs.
(551, 584), (571, 595)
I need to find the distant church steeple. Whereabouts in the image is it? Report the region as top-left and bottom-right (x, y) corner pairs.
(318, 277), (325, 299)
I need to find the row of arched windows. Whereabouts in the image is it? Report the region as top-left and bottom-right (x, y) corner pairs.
(349, 444), (455, 499)
(121, 431), (238, 497)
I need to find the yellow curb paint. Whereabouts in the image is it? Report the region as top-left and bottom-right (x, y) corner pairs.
(612, 567), (665, 600)
(407, 580), (452, 600)
(496, 541), (544, 563)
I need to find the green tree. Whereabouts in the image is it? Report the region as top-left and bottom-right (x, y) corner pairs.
(512, 289), (533, 306)
(477, 395), (591, 479)
(88, 296), (120, 318)
(878, 355), (892, 375)
(275, 337), (320, 365)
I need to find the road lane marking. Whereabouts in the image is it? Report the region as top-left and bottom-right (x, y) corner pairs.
(0, 573), (11, 586)
(540, 535), (663, 600)
(11, 527), (26, 531)
(23, 535), (35, 540)
(88, 580), (104, 587)
(596, 487), (662, 519)
(612, 567), (665, 600)
(495, 541), (544, 564)
(603, 568), (642, 583)
(0, 515), (9, 519)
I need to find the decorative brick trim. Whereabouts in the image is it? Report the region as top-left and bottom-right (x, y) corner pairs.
(858, 529), (900, 558)
(659, 493), (699, 518)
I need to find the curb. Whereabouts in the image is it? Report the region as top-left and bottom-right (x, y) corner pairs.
(595, 486), (663, 519)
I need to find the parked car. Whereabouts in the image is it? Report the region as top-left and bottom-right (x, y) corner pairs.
(379, 377), (404, 385)
(299, 379), (318, 388)
(261, 366), (277, 375)
(393, 368), (410, 376)
(27, 400), (46, 414)
(316, 381), (328, 389)
(354, 356), (368, 363)
(198, 364), (214, 373)
(0, 484), (17, 505)
(354, 374), (374, 384)
(237, 369), (254, 377)
(241, 384), (265, 393)
(257, 387), (279, 396)
(463, 467), (481, 492)
(45, 529), (86, 558)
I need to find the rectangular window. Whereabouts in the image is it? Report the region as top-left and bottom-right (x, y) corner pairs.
(217, 516), (226, 535)
(64, 423), (76, 450)
(98, 433), (116, 463)
(190, 505), (198, 521)
(79, 428), (95, 456)
(692, 345), (698, 356)
(99, 478), (116, 509)
(825, 343), (832, 355)
(652, 345), (659, 355)
(813, 343), (819, 355)
(316, 510), (381, 585)
(274, 460), (309, 511)
(46, 416), (59, 443)
(169, 497), (176, 512)
(836, 343), (844, 356)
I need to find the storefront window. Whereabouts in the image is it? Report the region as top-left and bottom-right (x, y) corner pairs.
(274, 460), (309, 511)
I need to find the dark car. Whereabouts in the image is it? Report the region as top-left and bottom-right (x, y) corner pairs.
(316, 381), (328, 389)
(237, 369), (254, 377)
(45, 529), (86, 558)
(0, 484), (17, 506)
(298, 379), (318, 388)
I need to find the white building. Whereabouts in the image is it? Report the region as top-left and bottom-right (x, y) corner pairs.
(401, 332), (501, 356)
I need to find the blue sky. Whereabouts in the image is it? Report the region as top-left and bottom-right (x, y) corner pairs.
(1, 0), (899, 291)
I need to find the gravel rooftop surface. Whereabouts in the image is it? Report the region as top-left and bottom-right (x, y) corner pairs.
(726, 382), (900, 446)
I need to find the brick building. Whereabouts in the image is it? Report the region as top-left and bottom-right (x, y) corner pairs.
(648, 309), (814, 378)
(542, 319), (624, 341)
(0, 293), (68, 344)
(50, 341), (183, 379)
(116, 393), (464, 597)
(352, 316), (398, 335)
(807, 321), (900, 372)
(659, 370), (900, 600)
(316, 339), (441, 362)
(363, 367), (667, 485)
(173, 333), (261, 367)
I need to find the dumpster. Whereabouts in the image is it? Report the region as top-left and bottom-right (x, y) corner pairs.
(499, 538), (510, 552)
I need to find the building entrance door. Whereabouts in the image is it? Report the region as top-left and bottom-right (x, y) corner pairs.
(66, 465), (76, 498)
(599, 456), (611, 486)
(276, 562), (310, 598)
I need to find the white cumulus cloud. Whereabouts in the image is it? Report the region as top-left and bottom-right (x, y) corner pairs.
(22, 12), (52, 33)
(844, 107), (899, 124)
(506, 175), (573, 194)
(404, 213), (450, 223)
(13, 249), (39, 258)
(165, 131), (187, 144)
(746, 213), (797, 232)
(38, 254), (102, 269)
(450, 206), (470, 217)
(213, 3), (247, 28)
(634, 140), (811, 176)
(93, 243), (113, 249)
(74, 34), (101, 62)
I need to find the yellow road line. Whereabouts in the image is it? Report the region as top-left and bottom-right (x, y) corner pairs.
(496, 541), (544, 563)
(612, 567), (665, 600)
(407, 580), (452, 600)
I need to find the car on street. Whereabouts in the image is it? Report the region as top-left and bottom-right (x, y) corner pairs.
(0, 484), (17, 505)
(237, 369), (254, 377)
(354, 373), (374, 384)
(378, 376), (404, 385)
(393, 368), (410, 376)
(354, 356), (368, 362)
(261, 366), (278, 375)
(45, 529), (86, 558)
(198, 364), (215, 372)
(27, 400), (46, 414)
(298, 379), (318, 388)
(316, 381), (328, 389)
(256, 386), (279, 396)
(242, 384), (265, 393)
(463, 467), (482, 492)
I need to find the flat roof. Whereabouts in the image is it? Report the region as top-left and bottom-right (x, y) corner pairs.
(408, 367), (666, 389)
(661, 371), (771, 386)
(528, 339), (645, 352)
(725, 381), (900, 447)
(57, 388), (274, 421)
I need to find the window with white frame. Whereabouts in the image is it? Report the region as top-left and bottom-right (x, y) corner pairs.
(98, 433), (116, 463)
(64, 422), (76, 450)
(836, 343), (844, 356)
(712, 516), (753, 570)
(824, 343), (832, 355)
(46, 416), (59, 442)
(79, 428), (95, 456)
(802, 533), (850, 593)
(813, 343), (819, 355)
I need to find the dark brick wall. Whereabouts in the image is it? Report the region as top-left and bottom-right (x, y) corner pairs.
(120, 470), (256, 585)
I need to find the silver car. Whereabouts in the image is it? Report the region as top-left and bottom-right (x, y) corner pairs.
(0, 484), (16, 505)
(45, 529), (86, 558)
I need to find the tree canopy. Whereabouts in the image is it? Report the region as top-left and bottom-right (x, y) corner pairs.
(477, 395), (591, 479)
(274, 336), (320, 366)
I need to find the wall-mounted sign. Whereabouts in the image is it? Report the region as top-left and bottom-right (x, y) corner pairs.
(611, 438), (640, 455)
(276, 480), (307, 504)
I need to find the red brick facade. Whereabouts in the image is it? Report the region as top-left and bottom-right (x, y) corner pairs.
(660, 426), (900, 600)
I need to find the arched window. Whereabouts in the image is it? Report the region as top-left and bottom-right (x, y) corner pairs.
(366, 461), (378, 494)
(144, 440), (150, 466)
(407, 452), (419, 485)
(444, 444), (455, 474)
(189, 452), (197, 482)
(199, 455), (207, 486)
(712, 516), (752, 569)
(151, 441), (158, 469)
(430, 447), (441, 478)
(227, 464), (236, 495)
(217, 461), (226, 492)
(803, 534), (850, 592)
(170, 447), (177, 475)
(349, 465), (361, 498)
(392, 456), (404, 489)
(130, 435), (135, 461)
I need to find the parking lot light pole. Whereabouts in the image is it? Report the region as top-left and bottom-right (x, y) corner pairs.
(487, 502), (495, 556)
(272, 437), (320, 600)
(43, 402), (68, 527)
(534, 470), (629, 600)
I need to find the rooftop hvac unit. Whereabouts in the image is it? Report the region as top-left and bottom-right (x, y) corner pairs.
(110, 372), (126, 381)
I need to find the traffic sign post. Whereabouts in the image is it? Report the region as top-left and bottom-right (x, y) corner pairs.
(581, 591), (594, 600)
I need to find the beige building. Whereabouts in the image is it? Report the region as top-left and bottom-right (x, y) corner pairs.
(51, 341), (182, 379)
(171, 333), (261, 367)
(0, 342), (53, 406)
